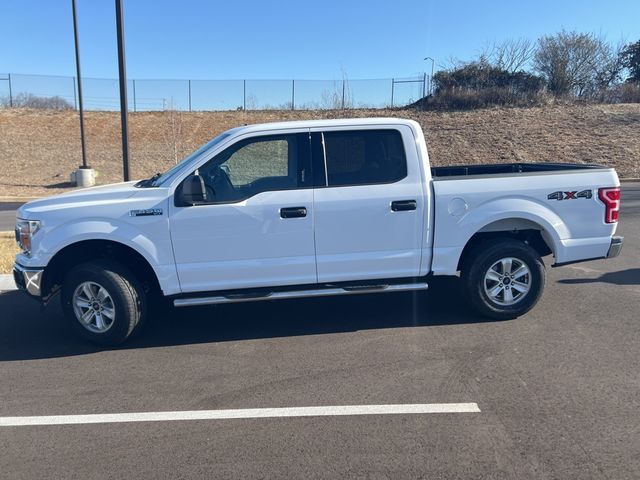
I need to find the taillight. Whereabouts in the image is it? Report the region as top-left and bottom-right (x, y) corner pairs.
(598, 187), (621, 223)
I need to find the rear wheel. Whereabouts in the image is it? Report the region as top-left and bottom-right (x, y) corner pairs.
(61, 260), (147, 345)
(462, 239), (545, 319)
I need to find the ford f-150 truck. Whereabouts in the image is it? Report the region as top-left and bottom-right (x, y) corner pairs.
(14, 118), (623, 345)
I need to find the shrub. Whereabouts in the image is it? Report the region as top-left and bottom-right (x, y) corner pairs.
(426, 62), (546, 110)
(1, 93), (73, 110)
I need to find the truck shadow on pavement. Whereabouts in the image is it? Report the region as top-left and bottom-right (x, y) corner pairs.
(558, 268), (640, 286)
(0, 277), (493, 361)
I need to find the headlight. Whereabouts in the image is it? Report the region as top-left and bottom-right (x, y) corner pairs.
(15, 219), (41, 256)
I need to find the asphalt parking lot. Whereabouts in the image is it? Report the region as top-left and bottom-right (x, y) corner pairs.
(0, 187), (638, 479)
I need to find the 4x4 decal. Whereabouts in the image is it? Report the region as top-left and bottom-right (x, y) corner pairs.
(547, 190), (592, 201)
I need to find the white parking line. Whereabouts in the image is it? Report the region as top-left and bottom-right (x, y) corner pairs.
(0, 403), (480, 426)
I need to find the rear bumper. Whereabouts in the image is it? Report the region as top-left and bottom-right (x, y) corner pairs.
(554, 235), (624, 267)
(606, 236), (624, 258)
(13, 263), (44, 298)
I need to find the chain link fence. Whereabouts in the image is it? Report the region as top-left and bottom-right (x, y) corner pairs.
(0, 73), (429, 111)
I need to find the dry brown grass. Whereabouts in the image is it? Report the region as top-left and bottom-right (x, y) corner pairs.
(0, 236), (19, 274)
(1, 104), (639, 197)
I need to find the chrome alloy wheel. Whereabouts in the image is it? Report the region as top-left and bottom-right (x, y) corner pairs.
(72, 281), (116, 333)
(483, 257), (531, 306)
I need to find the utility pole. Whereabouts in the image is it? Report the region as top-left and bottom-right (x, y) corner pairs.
(71, 0), (88, 169)
(115, 0), (130, 181)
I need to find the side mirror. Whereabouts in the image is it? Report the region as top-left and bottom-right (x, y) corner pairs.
(178, 174), (207, 206)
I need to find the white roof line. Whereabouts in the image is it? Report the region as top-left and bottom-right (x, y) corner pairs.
(233, 117), (416, 133)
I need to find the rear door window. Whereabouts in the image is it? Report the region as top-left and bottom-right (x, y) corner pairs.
(323, 129), (407, 187)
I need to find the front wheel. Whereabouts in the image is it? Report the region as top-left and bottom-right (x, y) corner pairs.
(61, 260), (147, 345)
(462, 239), (545, 320)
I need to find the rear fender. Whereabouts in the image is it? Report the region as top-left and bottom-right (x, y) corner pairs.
(432, 197), (567, 275)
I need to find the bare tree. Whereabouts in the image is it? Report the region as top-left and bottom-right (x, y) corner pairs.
(320, 77), (353, 109)
(452, 38), (534, 74)
(162, 99), (186, 165)
(492, 38), (536, 73)
(594, 40), (627, 90)
(244, 94), (258, 110)
(534, 31), (624, 97)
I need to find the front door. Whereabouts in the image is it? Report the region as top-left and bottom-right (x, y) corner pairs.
(169, 131), (316, 293)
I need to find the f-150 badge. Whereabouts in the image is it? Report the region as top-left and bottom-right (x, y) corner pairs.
(129, 209), (163, 217)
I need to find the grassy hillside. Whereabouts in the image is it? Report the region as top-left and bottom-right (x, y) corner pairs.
(1, 104), (639, 197)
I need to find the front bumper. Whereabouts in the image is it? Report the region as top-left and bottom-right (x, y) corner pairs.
(606, 236), (624, 259)
(13, 263), (44, 297)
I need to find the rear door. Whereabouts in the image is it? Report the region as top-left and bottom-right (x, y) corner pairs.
(311, 126), (426, 283)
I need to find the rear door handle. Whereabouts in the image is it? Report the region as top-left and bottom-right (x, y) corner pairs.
(391, 200), (417, 212)
(280, 207), (307, 218)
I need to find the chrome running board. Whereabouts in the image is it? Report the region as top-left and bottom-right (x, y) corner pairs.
(173, 282), (428, 307)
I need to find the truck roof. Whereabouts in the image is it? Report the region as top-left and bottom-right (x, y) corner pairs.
(230, 117), (419, 135)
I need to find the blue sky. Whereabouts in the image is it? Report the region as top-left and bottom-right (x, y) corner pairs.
(2, 0), (639, 81)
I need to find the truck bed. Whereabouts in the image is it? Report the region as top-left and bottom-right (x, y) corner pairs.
(431, 162), (607, 179)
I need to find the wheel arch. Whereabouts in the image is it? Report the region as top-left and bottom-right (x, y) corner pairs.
(457, 218), (557, 272)
(41, 239), (162, 300)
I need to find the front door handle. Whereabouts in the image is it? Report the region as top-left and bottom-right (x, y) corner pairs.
(280, 207), (307, 218)
(391, 200), (417, 212)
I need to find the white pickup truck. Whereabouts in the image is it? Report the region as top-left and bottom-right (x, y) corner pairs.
(14, 118), (623, 345)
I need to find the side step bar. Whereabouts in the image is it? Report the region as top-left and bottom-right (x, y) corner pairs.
(173, 282), (428, 308)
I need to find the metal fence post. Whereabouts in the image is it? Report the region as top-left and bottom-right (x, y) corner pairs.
(188, 79), (192, 112)
(422, 73), (427, 109)
(291, 79), (295, 110)
(7, 73), (13, 107)
(423, 73), (426, 99)
(243, 79), (246, 111)
(391, 78), (394, 108)
(342, 80), (345, 109)
(132, 79), (136, 112)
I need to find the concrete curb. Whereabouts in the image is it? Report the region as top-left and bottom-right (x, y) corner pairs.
(0, 274), (16, 292)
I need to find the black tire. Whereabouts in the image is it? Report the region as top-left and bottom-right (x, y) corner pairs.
(61, 260), (147, 345)
(462, 239), (545, 320)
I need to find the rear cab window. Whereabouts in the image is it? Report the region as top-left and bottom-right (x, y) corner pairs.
(322, 129), (407, 187)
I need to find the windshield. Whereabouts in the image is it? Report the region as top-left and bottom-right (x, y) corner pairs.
(147, 131), (234, 187)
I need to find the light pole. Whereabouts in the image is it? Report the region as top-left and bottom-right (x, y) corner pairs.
(71, 0), (88, 170)
(115, 0), (130, 182)
(424, 56), (435, 96)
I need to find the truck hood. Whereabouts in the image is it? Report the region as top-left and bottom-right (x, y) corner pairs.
(17, 181), (141, 218)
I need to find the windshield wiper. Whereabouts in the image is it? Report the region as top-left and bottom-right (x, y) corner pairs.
(135, 172), (162, 188)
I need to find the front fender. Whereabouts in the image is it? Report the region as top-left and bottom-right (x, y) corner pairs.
(42, 218), (169, 262)
(19, 216), (180, 296)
